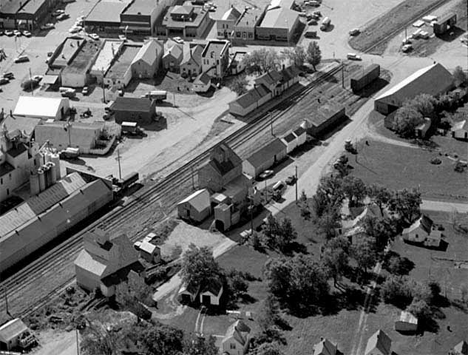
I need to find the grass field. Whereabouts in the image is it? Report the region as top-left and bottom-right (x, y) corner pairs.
(346, 139), (468, 203)
(349, 0), (450, 54)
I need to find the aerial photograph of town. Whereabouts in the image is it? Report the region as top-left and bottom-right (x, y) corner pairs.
(0, 0), (467, 353)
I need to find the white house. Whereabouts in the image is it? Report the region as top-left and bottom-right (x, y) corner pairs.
(177, 189), (211, 222)
(452, 120), (468, 140)
(200, 280), (223, 306)
(402, 214), (433, 243)
(201, 40), (230, 78)
(193, 72), (212, 93)
(365, 329), (392, 355)
(221, 320), (251, 355)
(395, 311), (418, 333)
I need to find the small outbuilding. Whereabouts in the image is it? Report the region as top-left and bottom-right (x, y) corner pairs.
(193, 72), (212, 93)
(281, 132), (297, 154)
(178, 282), (200, 304)
(452, 120), (468, 140)
(365, 329), (392, 355)
(242, 138), (287, 178)
(200, 280), (224, 306)
(111, 97), (157, 125)
(13, 96), (70, 121)
(313, 338), (337, 355)
(177, 189), (211, 223)
(0, 318), (36, 350)
(415, 117), (432, 139)
(433, 13), (457, 36)
(138, 240), (161, 264)
(395, 311), (418, 333)
(292, 126), (307, 147)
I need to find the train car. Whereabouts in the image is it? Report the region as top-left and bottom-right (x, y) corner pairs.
(350, 64), (380, 93)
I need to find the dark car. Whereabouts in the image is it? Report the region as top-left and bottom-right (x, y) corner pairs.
(0, 78), (9, 85)
(3, 72), (14, 79)
(285, 175), (297, 185)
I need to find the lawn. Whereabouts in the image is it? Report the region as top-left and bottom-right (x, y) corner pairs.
(346, 139), (468, 203)
(349, 0), (450, 54)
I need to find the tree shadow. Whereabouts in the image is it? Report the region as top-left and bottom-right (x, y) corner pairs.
(322, 285), (380, 316)
(283, 241), (308, 255)
(239, 293), (257, 305)
(382, 251), (415, 276)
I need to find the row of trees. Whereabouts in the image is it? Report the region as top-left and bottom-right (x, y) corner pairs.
(241, 41), (322, 75)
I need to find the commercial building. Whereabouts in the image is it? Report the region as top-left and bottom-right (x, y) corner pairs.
(0, 318), (35, 351)
(375, 63), (453, 115)
(157, 4), (211, 39)
(0, 172), (113, 274)
(177, 188), (211, 222)
(110, 97), (157, 124)
(13, 96), (70, 121)
(256, 6), (299, 42)
(228, 84), (272, 117)
(90, 39), (126, 84)
(61, 39), (104, 88)
(84, 0), (133, 34)
(34, 121), (105, 154)
(104, 44), (141, 89)
(75, 229), (145, 297)
(232, 7), (263, 43)
(201, 40), (230, 78)
(242, 138), (287, 178)
(131, 38), (163, 79)
(216, 6), (242, 39)
(0, 0), (55, 30)
(120, 0), (158, 36)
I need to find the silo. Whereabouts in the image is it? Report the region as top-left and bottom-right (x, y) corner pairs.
(45, 152), (52, 163)
(42, 164), (50, 189)
(48, 162), (57, 185)
(51, 153), (61, 180)
(30, 170), (40, 195)
(38, 168), (46, 192)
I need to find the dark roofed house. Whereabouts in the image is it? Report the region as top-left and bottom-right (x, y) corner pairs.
(243, 138), (287, 178)
(254, 69), (283, 95)
(198, 143), (243, 193)
(111, 97), (156, 124)
(365, 329), (392, 355)
(228, 84), (272, 117)
(200, 278), (224, 306)
(402, 214), (434, 244)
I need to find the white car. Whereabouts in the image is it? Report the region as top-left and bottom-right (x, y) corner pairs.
(88, 33), (99, 40)
(347, 53), (362, 60)
(349, 28), (360, 36)
(13, 30), (21, 36)
(22, 30), (32, 37)
(68, 26), (82, 33)
(40, 23), (55, 30)
(119, 34), (127, 41)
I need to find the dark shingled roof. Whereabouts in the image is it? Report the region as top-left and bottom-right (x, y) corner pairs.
(6, 144), (28, 158)
(293, 126), (306, 137)
(283, 132), (296, 143)
(255, 69), (282, 88)
(234, 84), (271, 109)
(111, 97), (155, 112)
(246, 138), (286, 168)
(0, 162), (15, 178)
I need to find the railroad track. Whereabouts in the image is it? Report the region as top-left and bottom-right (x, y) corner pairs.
(362, 0), (452, 54)
(0, 63), (345, 319)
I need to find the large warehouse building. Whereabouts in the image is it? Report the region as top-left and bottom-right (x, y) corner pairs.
(374, 63), (453, 115)
(0, 172), (113, 274)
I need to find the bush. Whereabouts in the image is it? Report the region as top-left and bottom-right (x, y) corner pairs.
(454, 162), (466, 173)
(430, 158), (442, 165)
(380, 276), (413, 308)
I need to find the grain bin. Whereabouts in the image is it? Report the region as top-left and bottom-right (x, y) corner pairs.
(30, 170), (40, 195)
(38, 168), (45, 192)
(51, 153), (61, 180)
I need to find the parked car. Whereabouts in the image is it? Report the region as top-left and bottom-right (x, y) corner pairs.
(82, 86), (89, 95)
(119, 35), (127, 41)
(69, 26), (82, 33)
(14, 55), (29, 63)
(40, 23), (55, 30)
(347, 53), (362, 60)
(402, 44), (413, 52)
(0, 78), (10, 85)
(53, 9), (65, 16)
(5, 30), (14, 36)
(0, 30), (4, 36)
(259, 170), (274, 180)
(285, 175), (297, 185)
(56, 13), (70, 21)
(32, 75), (43, 81)
(88, 33), (99, 40)
(349, 28), (360, 36)
(13, 30), (21, 36)
(3, 72), (14, 79)
(313, 10), (322, 16)
(22, 30), (32, 37)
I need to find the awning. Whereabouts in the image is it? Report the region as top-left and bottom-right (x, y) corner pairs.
(119, 25), (151, 32)
(42, 75), (59, 84)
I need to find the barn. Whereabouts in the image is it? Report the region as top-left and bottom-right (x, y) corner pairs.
(242, 138), (287, 178)
(374, 63), (453, 115)
(177, 189), (211, 222)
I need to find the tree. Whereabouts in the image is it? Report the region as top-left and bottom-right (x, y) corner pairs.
(257, 293), (281, 330)
(21, 78), (40, 91)
(380, 275), (413, 308)
(360, 216), (397, 253)
(81, 325), (120, 355)
(453, 66), (467, 87)
(261, 216), (297, 252)
(320, 236), (350, 285)
(283, 45), (306, 67)
(115, 272), (154, 320)
(131, 322), (185, 355)
(243, 48), (281, 74)
(407, 299), (431, 321)
(306, 41), (321, 71)
(393, 106), (424, 138)
(180, 244), (222, 289)
(185, 335), (218, 355)
(315, 208), (341, 239)
(406, 93), (437, 119)
(230, 75), (248, 95)
(342, 175), (367, 207)
(350, 236), (377, 277)
(312, 175), (344, 217)
(257, 342), (285, 355)
(388, 188), (422, 225)
(367, 184), (392, 214)
(226, 269), (249, 302)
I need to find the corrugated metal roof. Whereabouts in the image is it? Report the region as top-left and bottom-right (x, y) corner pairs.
(13, 96), (67, 118)
(0, 173), (86, 237)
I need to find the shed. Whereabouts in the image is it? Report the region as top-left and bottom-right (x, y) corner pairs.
(0, 318), (35, 350)
(433, 13), (457, 35)
(138, 240), (161, 264)
(292, 126), (307, 147)
(177, 189), (211, 222)
(281, 132), (297, 154)
(364, 329), (392, 355)
(242, 138), (287, 178)
(193, 72), (212, 93)
(200, 280), (224, 306)
(395, 311), (418, 333)
(13, 96), (70, 120)
(178, 282), (200, 304)
(452, 120), (468, 140)
(415, 117), (432, 139)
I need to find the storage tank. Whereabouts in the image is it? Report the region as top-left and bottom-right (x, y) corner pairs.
(45, 152), (52, 163)
(42, 164), (50, 189)
(38, 168), (46, 192)
(51, 153), (61, 180)
(48, 162), (57, 185)
(30, 170), (40, 195)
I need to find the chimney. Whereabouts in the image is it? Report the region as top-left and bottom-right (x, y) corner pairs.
(10, 110), (13, 117)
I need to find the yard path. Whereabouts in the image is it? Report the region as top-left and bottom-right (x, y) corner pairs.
(421, 200), (468, 214)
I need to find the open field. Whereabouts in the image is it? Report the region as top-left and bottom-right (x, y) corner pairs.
(345, 139), (468, 203)
(349, 0), (451, 54)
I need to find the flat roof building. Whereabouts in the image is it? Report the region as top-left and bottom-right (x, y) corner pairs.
(84, 0), (133, 33)
(13, 96), (70, 121)
(157, 4), (211, 39)
(104, 44), (141, 89)
(256, 6), (299, 42)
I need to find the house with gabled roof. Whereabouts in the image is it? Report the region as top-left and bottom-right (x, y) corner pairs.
(221, 320), (251, 355)
(402, 214), (433, 243)
(193, 72), (212, 93)
(365, 329), (392, 355)
(163, 38), (184, 72)
(180, 43), (204, 77)
(242, 138), (287, 178)
(228, 84), (272, 117)
(74, 228), (145, 297)
(200, 279), (224, 306)
(452, 119), (468, 140)
(217, 6), (242, 39)
(131, 38), (163, 79)
(178, 282), (200, 304)
(0, 318), (36, 350)
(450, 340), (468, 355)
(177, 188), (211, 222)
(255, 69), (283, 96)
(313, 337), (337, 355)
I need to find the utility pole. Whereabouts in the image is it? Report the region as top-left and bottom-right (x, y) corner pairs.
(250, 195), (254, 232)
(101, 68), (106, 103)
(76, 328), (80, 355)
(173, 92), (176, 107)
(295, 165), (298, 203)
(191, 166), (195, 190)
(341, 62), (345, 88)
(270, 111), (274, 136)
(264, 179), (268, 203)
(29, 67), (33, 95)
(116, 149), (122, 180)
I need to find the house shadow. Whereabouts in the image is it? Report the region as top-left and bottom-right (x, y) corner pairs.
(196, 86), (216, 98)
(272, 156), (295, 175)
(436, 26), (466, 42)
(321, 24), (335, 32)
(141, 117), (168, 132)
(322, 284), (380, 315)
